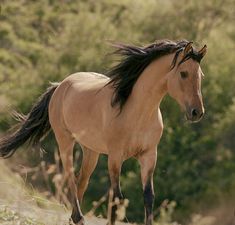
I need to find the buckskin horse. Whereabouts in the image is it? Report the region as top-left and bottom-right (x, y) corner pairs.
(0, 40), (207, 225)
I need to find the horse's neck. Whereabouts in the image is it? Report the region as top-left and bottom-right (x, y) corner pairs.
(125, 55), (173, 120)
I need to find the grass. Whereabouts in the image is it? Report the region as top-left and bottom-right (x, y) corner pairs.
(0, 161), (129, 225)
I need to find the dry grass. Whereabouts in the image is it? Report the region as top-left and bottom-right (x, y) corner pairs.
(0, 161), (129, 225)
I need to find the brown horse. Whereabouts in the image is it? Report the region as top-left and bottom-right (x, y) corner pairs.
(0, 40), (207, 225)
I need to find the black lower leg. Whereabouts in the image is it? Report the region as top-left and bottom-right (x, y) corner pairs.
(143, 179), (155, 224)
(71, 198), (84, 224)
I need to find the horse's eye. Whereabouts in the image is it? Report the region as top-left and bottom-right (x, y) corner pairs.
(180, 71), (188, 79)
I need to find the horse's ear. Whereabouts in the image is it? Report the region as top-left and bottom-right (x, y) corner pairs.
(183, 42), (193, 56)
(198, 45), (207, 58)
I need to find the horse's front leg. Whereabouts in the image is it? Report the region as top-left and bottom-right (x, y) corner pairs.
(138, 150), (157, 225)
(107, 153), (123, 225)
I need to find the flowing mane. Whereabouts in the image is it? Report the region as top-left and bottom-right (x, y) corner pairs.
(107, 39), (204, 111)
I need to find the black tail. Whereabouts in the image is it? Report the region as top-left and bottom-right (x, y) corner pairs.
(0, 83), (59, 158)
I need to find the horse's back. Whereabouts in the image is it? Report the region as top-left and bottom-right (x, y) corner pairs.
(64, 72), (108, 87)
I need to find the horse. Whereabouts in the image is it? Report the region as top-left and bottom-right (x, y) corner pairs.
(0, 39), (207, 225)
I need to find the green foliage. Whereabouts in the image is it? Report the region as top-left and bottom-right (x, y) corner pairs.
(0, 0), (235, 224)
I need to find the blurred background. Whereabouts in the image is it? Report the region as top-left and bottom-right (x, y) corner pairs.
(0, 0), (235, 224)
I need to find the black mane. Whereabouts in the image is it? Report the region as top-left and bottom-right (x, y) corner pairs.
(107, 39), (203, 111)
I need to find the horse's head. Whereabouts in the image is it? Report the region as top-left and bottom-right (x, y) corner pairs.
(167, 42), (207, 122)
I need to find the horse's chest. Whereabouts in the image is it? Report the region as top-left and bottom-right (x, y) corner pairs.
(119, 121), (163, 158)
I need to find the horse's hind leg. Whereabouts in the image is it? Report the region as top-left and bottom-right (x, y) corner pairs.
(77, 146), (99, 203)
(54, 129), (84, 225)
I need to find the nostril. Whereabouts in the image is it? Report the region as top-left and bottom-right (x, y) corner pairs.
(191, 109), (198, 117)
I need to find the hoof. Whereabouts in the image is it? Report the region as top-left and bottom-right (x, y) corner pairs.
(69, 217), (85, 225)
